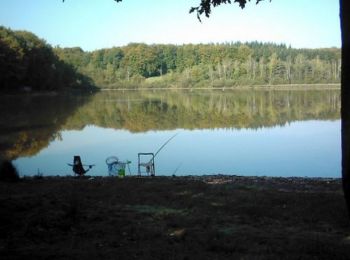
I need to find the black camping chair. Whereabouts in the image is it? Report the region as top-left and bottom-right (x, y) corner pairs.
(68, 156), (95, 176)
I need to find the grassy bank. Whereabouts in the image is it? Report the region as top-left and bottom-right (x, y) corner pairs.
(1, 175), (349, 259)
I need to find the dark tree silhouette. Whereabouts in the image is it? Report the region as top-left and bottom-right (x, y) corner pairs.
(189, 0), (268, 21)
(340, 0), (350, 215)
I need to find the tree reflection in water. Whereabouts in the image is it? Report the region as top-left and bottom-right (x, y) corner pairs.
(0, 89), (340, 161)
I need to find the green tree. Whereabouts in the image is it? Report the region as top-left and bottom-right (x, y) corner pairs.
(0, 26), (95, 91)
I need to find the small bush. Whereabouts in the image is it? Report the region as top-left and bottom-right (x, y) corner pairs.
(0, 160), (20, 182)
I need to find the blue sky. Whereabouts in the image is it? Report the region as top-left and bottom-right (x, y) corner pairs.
(0, 0), (341, 51)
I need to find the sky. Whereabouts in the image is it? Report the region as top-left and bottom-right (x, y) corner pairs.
(0, 0), (341, 51)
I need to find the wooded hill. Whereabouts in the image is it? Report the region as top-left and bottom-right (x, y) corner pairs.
(0, 26), (95, 92)
(55, 42), (341, 89)
(1, 27), (341, 90)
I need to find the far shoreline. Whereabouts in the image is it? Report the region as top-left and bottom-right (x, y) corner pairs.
(100, 83), (341, 91)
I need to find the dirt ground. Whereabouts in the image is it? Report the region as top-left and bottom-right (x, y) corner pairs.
(1, 175), (350, 259)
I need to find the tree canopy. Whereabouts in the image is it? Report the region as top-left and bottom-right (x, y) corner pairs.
(0, 26), (95, 92)
(1, 26), (340, 91)
(189, 0), (269, 21)
(56, 42), (340, 89)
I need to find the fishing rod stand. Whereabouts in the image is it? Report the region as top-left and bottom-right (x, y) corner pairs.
(138, 153), (155, 176)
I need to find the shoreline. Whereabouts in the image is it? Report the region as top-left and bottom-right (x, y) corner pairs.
(100, 83), (341, 91)
(19, 174), (344, 193)
(21, 173), (343, 183)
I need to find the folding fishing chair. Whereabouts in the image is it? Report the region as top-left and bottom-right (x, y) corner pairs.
(68, 155), (94, 176)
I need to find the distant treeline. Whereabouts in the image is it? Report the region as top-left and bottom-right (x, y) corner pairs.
(0, 26), (341, 90)
(55, 42), (341, 89)
(0, 26), (95, 92)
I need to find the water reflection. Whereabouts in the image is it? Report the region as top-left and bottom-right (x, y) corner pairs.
(64, 89), (340, 131)
(0, 89), (341, 177)
(0, 93), (93, 161)
(14, 121), (341, 177)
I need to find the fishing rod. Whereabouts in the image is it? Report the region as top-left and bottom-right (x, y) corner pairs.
(171, 162), (182, 176)
(138, 133), (178, 176)
(143, 133), (178, 165)
(154, 133), (178, 159)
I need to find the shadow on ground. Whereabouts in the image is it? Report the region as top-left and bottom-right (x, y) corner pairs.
(0, 175), (349, 259)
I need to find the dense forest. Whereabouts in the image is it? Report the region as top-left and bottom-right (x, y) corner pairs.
(0, 26), (341, 90)
(0, 26), (95, 92)
(55, 42), (341, 89)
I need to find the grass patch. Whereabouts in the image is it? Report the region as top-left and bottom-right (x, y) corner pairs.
(125, 204), (186, 217)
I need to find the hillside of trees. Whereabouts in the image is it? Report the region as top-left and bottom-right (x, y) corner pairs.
(55, 42), (341, 89)
(0, 27), (341, 90)
(0, 26), (95, 92)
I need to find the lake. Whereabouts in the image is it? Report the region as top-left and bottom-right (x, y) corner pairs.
(0, 88), (340, 178)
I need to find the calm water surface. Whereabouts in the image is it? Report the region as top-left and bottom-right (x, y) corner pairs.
(0, 89), (340, 177)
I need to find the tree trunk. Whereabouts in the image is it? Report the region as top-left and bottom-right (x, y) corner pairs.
(340, 0), (350, 215)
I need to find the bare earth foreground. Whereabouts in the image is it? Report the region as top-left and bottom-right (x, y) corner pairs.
(1, 175), (350, 259)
